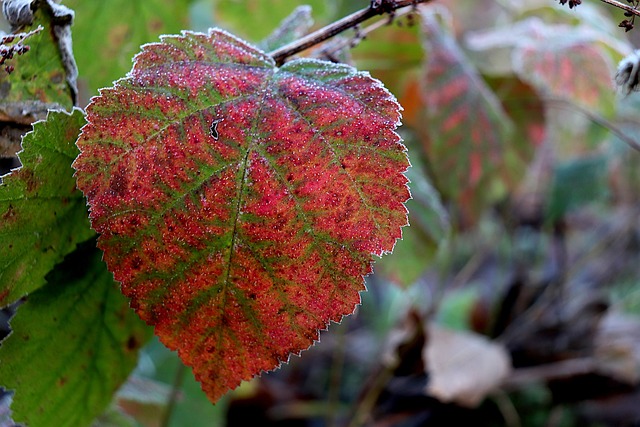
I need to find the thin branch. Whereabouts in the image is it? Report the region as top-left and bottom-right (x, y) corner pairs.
(317, 6), (415, 61)
(599, 0), (640, 17)
(269, 0), (432, 65)
(327, 324), (347, 427)
(545, 97), (640, 153)
(501, 358), (598, 390)
(160, 362), (186, 427)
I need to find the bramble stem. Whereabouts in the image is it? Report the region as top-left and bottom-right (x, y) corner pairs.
(269, 0), (432, 65)
(599, 0), (640, 17)
(160, 363), (186, 427)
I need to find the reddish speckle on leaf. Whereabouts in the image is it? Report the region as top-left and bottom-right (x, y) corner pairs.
(421, 12), (512, 223)
(73, 29), (409, 403)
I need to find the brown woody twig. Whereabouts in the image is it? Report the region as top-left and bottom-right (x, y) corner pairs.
(269, 0), (431, 65)
(599, 0), (640, 17)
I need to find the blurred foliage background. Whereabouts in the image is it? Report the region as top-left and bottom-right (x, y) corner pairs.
(6, 0), (640, 426)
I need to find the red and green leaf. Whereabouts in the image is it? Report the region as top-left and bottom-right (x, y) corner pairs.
(420, 11), (515, 224)
(467, 17), (617, 114)
(73, 29), (410, 403)
(0, 109), (93, 305)
(513, 34), (615, 113)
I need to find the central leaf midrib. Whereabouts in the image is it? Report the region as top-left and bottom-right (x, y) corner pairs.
(211, 70), (277, 358)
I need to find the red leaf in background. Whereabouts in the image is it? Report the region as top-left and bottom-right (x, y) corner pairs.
(513, 28), (615, 112)
(73, 29), (409, 402)
(420, 11), (514, 224)
(466, 17), (617, 114)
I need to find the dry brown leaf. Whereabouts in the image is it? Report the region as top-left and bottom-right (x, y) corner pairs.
(424, 324), (511, 407)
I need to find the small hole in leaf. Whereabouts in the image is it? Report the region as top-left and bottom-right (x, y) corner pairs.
(210, 117), (224, 140)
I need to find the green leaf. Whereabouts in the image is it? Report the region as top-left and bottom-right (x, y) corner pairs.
(258, 5), (313, 52)
(0, 108), (93, 305)
(92, 406), (137, 427)
(0, 2), (75, 122)
(73, 29), (410, 403)
(212, 0), (332, 42)
(437, 288), (481, 331)
(138, 339), (229, 426)
(351, 18), (424, 97)
(63, 0), (192, 93)
(0, 240), (152, 427)
(189, 0), (216, 33)
(376, 132), (450, 287)
(546, 155), (609, 222)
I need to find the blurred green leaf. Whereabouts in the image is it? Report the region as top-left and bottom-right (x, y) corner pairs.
(0, 109), (93, 305)
(139, 338), (228, 427)
(376, 132), (450, 287)
(351, 18), (423, 98)
(546, 155), (609, 221)
(436, 288), (480, 331)
(333, 0), (368, 17)
(258, 5), (313, 52)
(92, 406), (137, 427)
(189, 0), (216, 32)
(0, 241), (152, 427)
(64, 0), (192, 94)
(212, 0), (332, 42)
